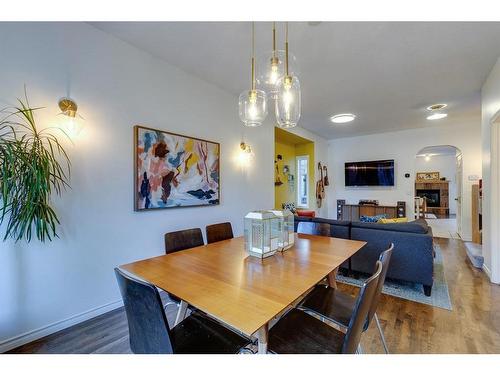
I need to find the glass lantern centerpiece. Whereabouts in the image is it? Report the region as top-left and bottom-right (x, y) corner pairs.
(244, 211), (280, 258)
(268, 209), (295, 251)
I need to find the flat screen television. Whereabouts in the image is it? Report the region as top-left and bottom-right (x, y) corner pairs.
(345, 159), (395, 187)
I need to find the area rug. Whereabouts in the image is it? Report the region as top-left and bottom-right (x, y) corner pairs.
(336, 244), (452, 310)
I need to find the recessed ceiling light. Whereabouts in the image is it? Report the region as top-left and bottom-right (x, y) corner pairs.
(330, 113), (356, 123)
(426, 113), (448, 120)
(426, 103), (447, 111)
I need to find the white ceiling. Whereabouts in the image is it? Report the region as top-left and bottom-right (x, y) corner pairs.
(90, 22), (500, 139)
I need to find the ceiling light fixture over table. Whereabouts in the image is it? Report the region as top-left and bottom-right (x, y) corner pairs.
(275, 22), (301, 129)
(239, 22), (267, 127)
(257, 22), (298, 99)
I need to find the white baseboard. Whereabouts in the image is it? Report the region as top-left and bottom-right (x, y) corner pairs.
(483, 263), (492, 279)
(482, 263), (500, 284)
(0, 299), (123, 353)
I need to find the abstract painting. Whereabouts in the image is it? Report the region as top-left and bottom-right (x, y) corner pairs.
(134, 125), (220, 210)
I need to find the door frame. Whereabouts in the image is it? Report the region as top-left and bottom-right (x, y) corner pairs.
(489, 108), (500, 283)
(414, 145), (463, 238)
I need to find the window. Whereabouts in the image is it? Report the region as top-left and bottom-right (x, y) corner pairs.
(296, 155), (309, 208)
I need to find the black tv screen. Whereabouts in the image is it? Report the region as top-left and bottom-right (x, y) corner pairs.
(345, 160), (394, 187)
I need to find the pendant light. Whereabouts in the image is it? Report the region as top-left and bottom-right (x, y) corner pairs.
(257, 22), (298, 99)
(275, 22), (301, 128)
(239, 22), (268, 127)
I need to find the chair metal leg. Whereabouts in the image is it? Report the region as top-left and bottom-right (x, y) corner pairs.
(163, 301), (178, 310)
(374, 313), (389, 354)
(174, 300), (189, 326)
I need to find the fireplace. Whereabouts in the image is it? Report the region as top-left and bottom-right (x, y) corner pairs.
(416, 189), (440, 207)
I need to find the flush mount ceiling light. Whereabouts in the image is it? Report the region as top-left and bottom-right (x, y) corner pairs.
(426, 103), (447, 111)
(426, 103), (448, 121)
(426, 113), (448, 120)
(330, 113), (356, 123)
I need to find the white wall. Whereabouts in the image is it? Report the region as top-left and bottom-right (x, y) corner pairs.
(0, 23), (276, 351)
(481, 57), (500, 283)
(415, 154), (458, 214)
(327, 123), (482, 240)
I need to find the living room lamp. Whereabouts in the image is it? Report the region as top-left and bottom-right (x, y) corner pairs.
(239, 22), (268, 127)
(275, 22), (301, 128)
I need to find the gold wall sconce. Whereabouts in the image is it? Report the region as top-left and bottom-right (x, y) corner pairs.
(58, 97), (84, 138)
(238, 141), (254, 167)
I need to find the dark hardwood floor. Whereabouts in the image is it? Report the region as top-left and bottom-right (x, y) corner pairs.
(7, 238), (500, 354)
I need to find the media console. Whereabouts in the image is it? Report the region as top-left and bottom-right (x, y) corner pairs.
(337, 200), (406, 221)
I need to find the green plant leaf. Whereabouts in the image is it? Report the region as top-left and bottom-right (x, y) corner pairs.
(0, 90), (70, 243)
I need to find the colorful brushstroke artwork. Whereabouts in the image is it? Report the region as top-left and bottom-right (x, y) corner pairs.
(134, 126), (220, 210)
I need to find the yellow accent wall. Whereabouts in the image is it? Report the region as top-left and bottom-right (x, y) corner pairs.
(274, 129), (315, 210)
(275, 140), (297, 209)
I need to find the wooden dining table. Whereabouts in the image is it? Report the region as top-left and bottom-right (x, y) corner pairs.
(120, 233), (366, 353)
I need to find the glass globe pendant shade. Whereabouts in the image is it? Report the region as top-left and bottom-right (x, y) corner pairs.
(275, 75), (301, 128)
(239, 89), (268, 127)
(256, 50), (298, 99)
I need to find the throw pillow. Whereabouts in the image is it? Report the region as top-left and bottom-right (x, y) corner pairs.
(359, 214), (387, 223)
(378, 217), (408, 223)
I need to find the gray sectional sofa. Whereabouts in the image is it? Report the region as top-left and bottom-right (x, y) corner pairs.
(294, 216), (434, 296)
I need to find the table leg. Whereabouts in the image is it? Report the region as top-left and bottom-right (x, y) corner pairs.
(327, 267), (338, 289)
(257, 324), (269, 354)
(174, 300), (188, 326)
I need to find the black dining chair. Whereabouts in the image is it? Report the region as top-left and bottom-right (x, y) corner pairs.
(163, 228), (205, 323)
(297, 221), (352, 280)
(164, 228), (204, 254)
(297, 221), (331, 236)
(114, 268), (251, 354)
(267, 261), (383, 354)
(206, 222), (234, 244)
(299, 244), (394, 353)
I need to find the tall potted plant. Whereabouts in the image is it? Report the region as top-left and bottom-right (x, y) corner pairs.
(0, 90), (70, 242)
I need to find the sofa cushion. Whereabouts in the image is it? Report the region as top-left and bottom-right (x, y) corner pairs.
(378, 217), (408, 223)
(360, 214), (387, 223)
(351, 221), (429, 234)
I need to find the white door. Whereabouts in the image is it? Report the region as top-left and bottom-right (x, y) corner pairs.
(456, 152), (463, 236)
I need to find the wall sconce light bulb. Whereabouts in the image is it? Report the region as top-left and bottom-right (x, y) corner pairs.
(58, 97), (84, 138)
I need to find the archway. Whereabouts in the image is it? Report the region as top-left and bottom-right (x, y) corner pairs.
(415, 145), (463, 239)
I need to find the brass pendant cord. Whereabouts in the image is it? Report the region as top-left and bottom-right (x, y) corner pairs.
(251, 22), (255, 91)
(285, 22), (289, 76)
(272, 22), (276, 58)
